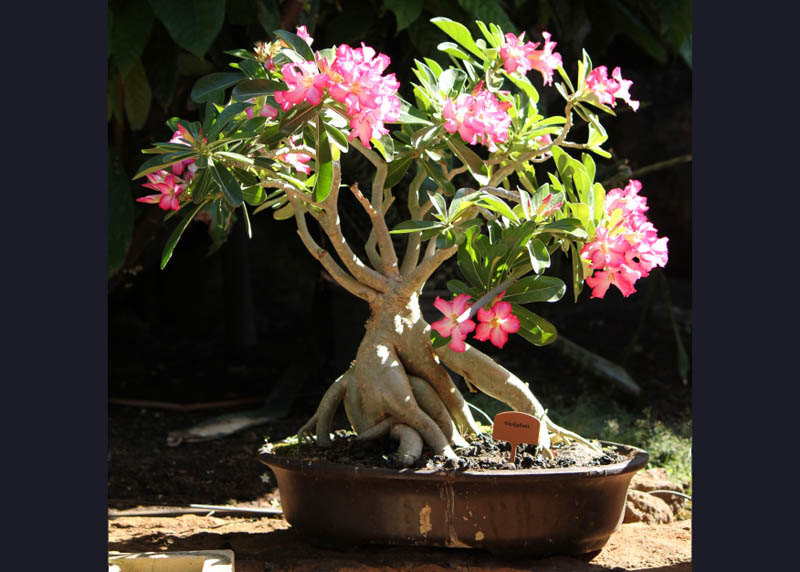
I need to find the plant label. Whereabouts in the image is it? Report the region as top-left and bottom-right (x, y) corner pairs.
(492, 411), (540, 463)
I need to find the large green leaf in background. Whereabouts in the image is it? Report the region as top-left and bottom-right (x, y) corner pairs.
(384, 0), (422, 33)
(124, 60), (152, 131)
(109, 0), (154, 77)
(108, 151), (134, 278)
(456, 0), (517, 35)
(149, 0), (226, 58)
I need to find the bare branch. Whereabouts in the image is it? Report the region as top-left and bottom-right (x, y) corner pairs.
(400, 168), (429, 277)
(319, 161), (391, 292)
(350, 140), (401, 279)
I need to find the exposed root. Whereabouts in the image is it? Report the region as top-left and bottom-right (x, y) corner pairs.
(389, 423), (423, 466)
(434, 343), (601, 455)
(407, 375), (469, 448)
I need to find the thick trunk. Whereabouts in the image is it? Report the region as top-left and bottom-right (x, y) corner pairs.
(298, 287), (598, 465)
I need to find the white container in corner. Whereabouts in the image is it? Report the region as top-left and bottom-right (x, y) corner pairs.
(108, 550), (234, 572)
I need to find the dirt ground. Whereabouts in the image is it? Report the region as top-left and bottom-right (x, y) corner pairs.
(108, 509), (691, 571)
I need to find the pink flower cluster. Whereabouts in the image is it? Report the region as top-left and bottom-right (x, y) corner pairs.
(499, 31), (562, 86)
(272, 29), (401, 148)
(581, 180), (668, 298)
(442, 88), (512, 152)
(583, 66), (639, 111)
(137, 127), (198, 211)
(431, 293), (520, 352)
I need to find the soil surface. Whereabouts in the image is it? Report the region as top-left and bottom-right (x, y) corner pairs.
(265, 429), (628, 471)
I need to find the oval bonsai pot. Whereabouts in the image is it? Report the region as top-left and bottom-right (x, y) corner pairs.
(259, 441), (648, 556)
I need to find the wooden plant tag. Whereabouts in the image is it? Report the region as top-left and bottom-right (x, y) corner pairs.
(492, 411), (541, 463)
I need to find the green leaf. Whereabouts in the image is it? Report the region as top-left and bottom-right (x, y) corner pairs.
(256, 0), (281, 37)
(323, 121), (350, 152)
(149, 0), (225, 58)
(191, 72), (243, 103)
(372, 133), (395, 162)
(421, 160), (455, 195)
(273, 29), (315, 61)
(313, 122), (334, 202)
(276, 101), (317, 137)
(510, 303), (558, 346)
(477, 194), (519, 223)
(446, 136), (489, 185)
(206, 102), (251, 140)
(232, 78), (285, 101)
(457, 229), (486, 289)
(430, 17), (486, 61)
(503, 275), (565, 304)
(209, 159), (244, 207)
(109, 0), (154, 77)
(384, 155), (414, 188)
(390, 220), (444, 234)
(570, 242), (584, 302)
(446, 279), (479, 297)
(187, 168), (214, 203)
(526, 237), (550, 274)
(123, 60), (152, 131)
(437, 41), (475, 63)
(385, 0), (422, 32)
(161, 200), (210, 269)
(503, 71), (539, 103)
(430, 330), (451, 349)
(394, 99), (434, 125)
(538, 218), (588, 240)
(133, 150), (196, 179)
(427, 192), (448, 220)
(108, 151), (134, 277)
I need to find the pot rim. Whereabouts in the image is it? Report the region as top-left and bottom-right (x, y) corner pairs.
(259, 440), (649, 481)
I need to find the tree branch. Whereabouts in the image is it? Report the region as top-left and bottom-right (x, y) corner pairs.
(400, 167), (428, 277)
(289, 195), (377, 303)
(350, 139), (401, 279)
(401, 243), (458, 296)
(319, 161), (391, 292)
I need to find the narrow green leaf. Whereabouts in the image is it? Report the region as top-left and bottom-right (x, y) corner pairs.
(503, 71), (539, 103)
(206, 102), (251, 140)
(209, 159), (243, 207)
(430, 17), (486, 61)
(160, 200), (209, 269)
(477, 194), (519, 223)
(191, 72), (243, 103)
(527, 237), (550, 274)
(188, 168), (214, 203)
(421, 160), (455, 195)
(538, 218), (588, 240)
(313, 122), (334, 202)
(390, 220), (444, 234)
(510, 303), (558, 346)
(570, 242), (584, 302)
(446, 136), (489, 185)
(437, 41), (475, 62)
(109, 0), (154, 77)
(133, 150), (196, 179)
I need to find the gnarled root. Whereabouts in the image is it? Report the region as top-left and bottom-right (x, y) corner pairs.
(434, 343), (601, 457)
(297, 340), (469, 466)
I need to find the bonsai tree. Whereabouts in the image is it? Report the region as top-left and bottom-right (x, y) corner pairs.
(135, 18), (668, 466)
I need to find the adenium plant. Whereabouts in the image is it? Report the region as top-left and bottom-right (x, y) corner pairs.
(136, 18), (667, 466)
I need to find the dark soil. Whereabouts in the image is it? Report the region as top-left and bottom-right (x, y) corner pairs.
(264, 429), (629, 471)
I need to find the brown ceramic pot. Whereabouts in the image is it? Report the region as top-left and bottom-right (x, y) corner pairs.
(259, 441), (648, 557)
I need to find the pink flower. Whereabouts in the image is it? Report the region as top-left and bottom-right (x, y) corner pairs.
(431, 294), (476, 353)
(499, 31), (561, 86)
(296, 25), (313, 46)
(474, 297), (520, 349)
(275, 151), (312, 175)
(325, 43), (401, 148)
(168, 129), (197, 177)
(526, 31), (562, 86)
(137, 170), (184, 211)
(245, 99), (279, 120)
(442, 89), (511, 152)
(584, 66), (639, 111)
(585, 266), (640, 299)
(581, 180), (667, 298)
(273, 61), (330, 111)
